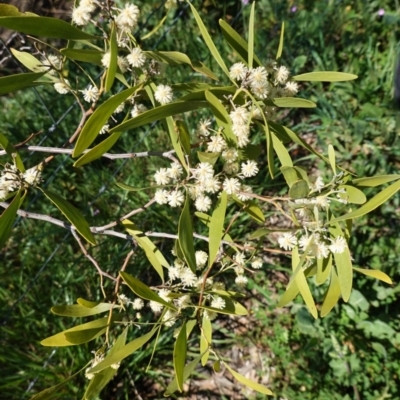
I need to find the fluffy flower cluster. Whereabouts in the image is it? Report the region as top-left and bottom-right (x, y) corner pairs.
(229, 60), (299, 114)
(278, 231), (347, 259)
(0, 163), (42, 200)
(71, 0), (96, 26)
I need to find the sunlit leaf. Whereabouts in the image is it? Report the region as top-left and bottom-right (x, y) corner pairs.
(0, 189), (21, 249)
(272, 97), (316, 108)
(329, 179), (400, 223)
(110, 101), (207, 133)
(320, 267), (341, 317)
(174, 322), (187, 392)
(51, 303), (113, 317)
(353, 267), (393, 285)
(205, 90), (237, 144)
(338, 185), (367, 205)
(276, 22), (284, 60)
(73, 85), (140, 157)
(123, 220), (165, 281)
(165, 117), (188, 171)
(328, 144), (336, 175)
(41, 317), (111, 347)
(248, 2), (255, 68)
(316, 255), (332, 286)
(352, 175), (400, 187)
(84, 328), (128, 399)
(120, 272), (176, 310)
(293, 71), (358, 82)
(189, 3), (229, 77)
(329, 224), (352, 302)
(40, 188), (96, 245)
(0, 132), (24, 171)
(224, 363), (273, 395)
(249, 228), (270, 239)
(60, 48), (103, 65)
(105, 22), (117, 92)
(178, 192), (197, 272)
(272, 132), (293, 167)
(200, 315), (212, 366)
(208, 191), (227, 267)
(219, 19), (262, 67)
(164, 356), (201, 396)
(88, 328), (157, 374)
(197, 151), (220, 165)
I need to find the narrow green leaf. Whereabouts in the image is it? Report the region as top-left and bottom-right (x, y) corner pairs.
(272, 132), (293, 167)
(146, 51), (218, 80)
(84, 328), (128, 399)
(41, 317), (110, 347)
(123, 220), (166, 281)
(320, 267), (341, 317)
(73, 85), (140, 157)
(201, 296), (247, 316)
(269, 121), (329, 163)
(316, 254), (332, 285)
(0, 132), (24, 171)
(232, 196), (265, 223)
(10, 49), (57, 81)
(73, 132), (121, 167)
(328, 144), (336, 175)
(51, 303), (113, 317)
(178, 192), (197, 272)
(292, 247), (318, 319)
(60, 48), (103, 65)
(0, 17), (98, 40)
(219, 19), (262, 67)
(189, 3), (230, 77)
(141, 13), (168, 40)
(272, 97), (316, 108)
(338, 185), (367, 205)
(248, 2), (255, 68)
(120, 272), (177, 311)
(176, 120), (191, 155)
(329, 179), (400, 223)
(30, 365), (87, 400)
(329, 225), (352, 302)
(195, 211), (211, 226)
(40, 188), (96, 245)
(224, 363), (273, 396)
(200, 315), (212, 366)
(353, 267), (393, 285)
(0, 71), (46, 95)
(0, 189), (21, 249)
(77, 298), (101, 308)
(88, 328), (157, 374)
(174, 322), (187, 392)
(110, 101), (207, 133)
(205, 90), (237, 144)
(352, 175), (400, 187)
(165, 117), (188, 171)
(208, 191), (227, 267)
(105, 22), (117, 92)
(249, 228), (270, 239)
(264, 122), (275, 177)
(293, 71), (358, 82)
(164, 356), (201, 396)
(276, 22), (285, 60)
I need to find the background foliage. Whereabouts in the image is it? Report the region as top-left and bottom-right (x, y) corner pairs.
(1, 0), (399, 399)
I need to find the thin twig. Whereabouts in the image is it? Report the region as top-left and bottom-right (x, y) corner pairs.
(0, 146), (177, 161)
(70, 229), (115, 299)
